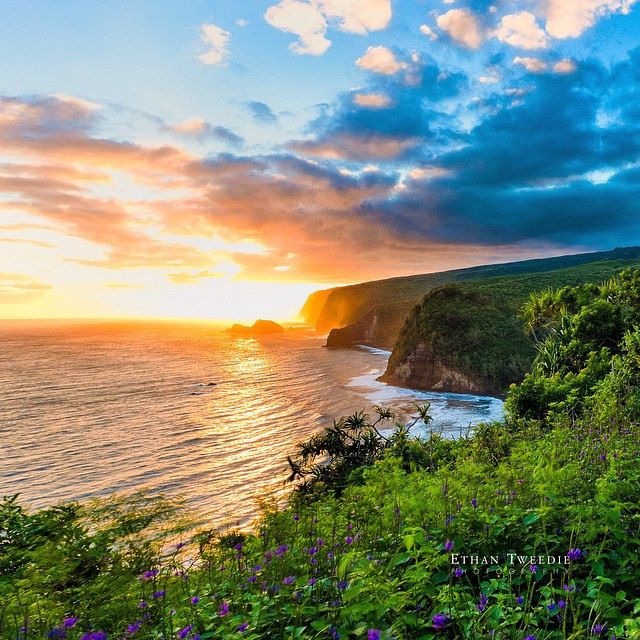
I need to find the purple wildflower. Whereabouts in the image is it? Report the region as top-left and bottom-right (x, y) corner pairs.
(432, 614), (450, 631)
(453, 567), (464, 578)
(516, 595), (524, 605)
(152, 590), (165, 599)
(328, 626), (340, 640)
(293, 514), (300, 521)
(191, 596), (199, 605)
(177, 626), (193, 640)
(283, 575), (296, 585)
(233, 543), (243, 552)
(140, 569), (158, 581)
(563, 583), (575, 592)
(275, 544), (289, 556)
(547, 603), (557, 612)
(444, 539), (454, 552)
(592, 624), (606, 635)
(218, 602), (230, 617)
(477, 594), (488, 612)
(126, 622), (142, 635)
(47, 630), (66, 639)
(367, 631), (382, 640)
(471, 498), (478, 509)
(81, 633), (107, 640)
(345, 536), (354, 545)
(237, 622), (249, 633)
(308, 578), (317, 586)
(529, 564), (538, 574)
(558, 600), (566, 609)
(567, 548), (582, 561)
(63, 618), (79, 629)
(337, 580), (348, 590)
(137, 602), (147, 609)
(524, 636), (536, 640)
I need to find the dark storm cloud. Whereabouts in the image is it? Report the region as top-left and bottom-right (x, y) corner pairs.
(331, 48), (640, 251)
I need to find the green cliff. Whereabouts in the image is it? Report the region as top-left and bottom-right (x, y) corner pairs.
(381, 256), (640, 395)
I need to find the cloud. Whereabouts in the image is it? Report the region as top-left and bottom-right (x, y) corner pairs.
(167, 269), (224, 283)
(542, 0), (639, 38)
(264, 0), (390, 56)
(420, 24), (438, 41)
(353, 92), (391, 108)
(170, 117), (211, 136)
(290, 134), (421, 159)
(264, 0), (330, 55)
(235, 19), (249, 27)
(479, 75), (499, 84)
(554, 59), (577, 74)
(0, 237), (57, 248)
(167, 117), (244, 146)
(513, 56), (548, 72)
(436, 9), (484, 49)
(493, 12), (548, 50)
(292, 58), (467, 160)
(198, 23), (230, 66)
(247, 101), (278, 124)
(212, 126), (245, 148)
(104, 282), (144, 288)
(356, 46), (407, 75)
(314, 0), (392, 34)
(0, 273), (52, 304)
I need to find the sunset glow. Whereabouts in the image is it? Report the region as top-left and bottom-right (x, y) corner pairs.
(1, 1), (639, 320)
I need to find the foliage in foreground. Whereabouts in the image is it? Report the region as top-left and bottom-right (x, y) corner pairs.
(2, 274), (640, 640)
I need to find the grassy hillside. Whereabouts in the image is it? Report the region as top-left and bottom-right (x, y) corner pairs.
(301, 247), (640, 332)
(382, 257), (640, 395)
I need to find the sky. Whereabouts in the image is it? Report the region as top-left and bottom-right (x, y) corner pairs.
(0, 0), (639, 321)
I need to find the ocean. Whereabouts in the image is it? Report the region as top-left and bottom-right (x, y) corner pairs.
(0, 320), (503, 528)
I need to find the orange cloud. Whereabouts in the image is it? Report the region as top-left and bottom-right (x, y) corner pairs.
(0, 273), (52, 303)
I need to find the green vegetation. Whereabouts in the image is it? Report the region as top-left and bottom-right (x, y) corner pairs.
(3, 272), (640, 639)
(385, 257), (640, 395)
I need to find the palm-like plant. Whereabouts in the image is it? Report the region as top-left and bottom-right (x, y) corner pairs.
(286, 404), (432, 494)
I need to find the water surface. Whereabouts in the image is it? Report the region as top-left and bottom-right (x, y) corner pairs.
(0, 320), (503, 527)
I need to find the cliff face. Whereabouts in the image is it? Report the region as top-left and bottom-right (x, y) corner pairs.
(325, 301), (410, 350)
(297, 288), (333, 326)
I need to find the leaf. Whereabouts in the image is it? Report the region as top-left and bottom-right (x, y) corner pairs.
(403, 534), (415, 551)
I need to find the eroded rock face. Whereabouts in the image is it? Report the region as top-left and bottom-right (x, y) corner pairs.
(379, 342), (487, 395)
(325, 302), (411, 350)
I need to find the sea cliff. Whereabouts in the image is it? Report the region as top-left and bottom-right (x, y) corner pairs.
(301, 247), (640, 396)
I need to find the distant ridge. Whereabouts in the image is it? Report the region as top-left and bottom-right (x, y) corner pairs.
(300, 246), (640, 333)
